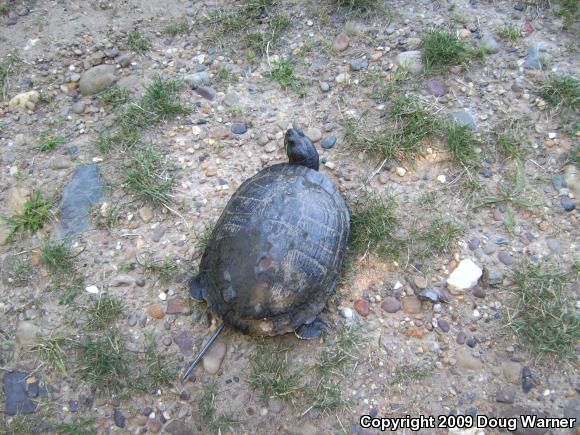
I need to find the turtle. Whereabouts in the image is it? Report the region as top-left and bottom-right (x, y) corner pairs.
(182, 128), (350, 380)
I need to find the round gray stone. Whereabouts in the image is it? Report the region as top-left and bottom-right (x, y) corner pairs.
(321, 136), (337, 149)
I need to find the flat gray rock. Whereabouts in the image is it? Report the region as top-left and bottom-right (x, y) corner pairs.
(3, 371), (38, 415)
(59, 165), (105, 239)
(450, 110), (477, 130)
(79, 65), (117, 96)
(523, 47), (541, 70)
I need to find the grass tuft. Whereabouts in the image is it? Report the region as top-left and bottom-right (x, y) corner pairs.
(132, 336), (176, 393)
(557, 0), (579, 30)
(270, 13), (291, 31)
(307, 324), (362, 413)
(199, 381), (237, 432)
(345, 94), (440, 164)
(33, 333), (69, 375)
(507, 261), (579, 358)
(216, 65), (238, 83)
(420, 27), (468, 71)
(100, 75), (187, 150)
(248, 341), (303, 402)
(414, 217), (464, 255)
(36, 133), (67, 152)
(538, 73), (579, 109)
(345, 92), (480, 167)
(3, 189), (54, 239)
(0, 49), (20, 100)
(55, 273), (84, 305)
(99, 85), (130, 108)
(85, 294), (124, 330)
(474, 160), (534, 232)
(127, 29), (150, 51)
(568, 145), (579, 166)
(53, 417), (96, 435)
(331, 0), (382, 12)
(41, 240), (81, 275)
(6, 255), (30, 286)
(139, 254), (179, 283)
(443, 122), (478, 165)
(389, 360), (434, 386)
(76, 330), (128, 393)
(538, 73), (579, 136)
(496, 24), (521, 41)
(162, 20), (191, 35)
(349, 191), (400, 257)
(267, 58), (304, 93)
(495, 118), (527, 160)
(123, 144), (174, 206)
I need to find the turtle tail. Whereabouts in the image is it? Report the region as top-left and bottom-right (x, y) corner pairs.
(188, 275), (205, 301)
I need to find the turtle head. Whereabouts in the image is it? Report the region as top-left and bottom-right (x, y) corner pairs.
(285, 128), (319, 171)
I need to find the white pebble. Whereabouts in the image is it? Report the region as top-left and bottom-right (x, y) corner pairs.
(85, 285), (99, 294)
(437, 174), (447, 183)
(394, 281), (403, 290)
(339, 307), (355, 320)
(158, 292), (167, 301)
(395, 167), (406, 177)
(548, 132), (556, 139)
(472, 309), (481, 320)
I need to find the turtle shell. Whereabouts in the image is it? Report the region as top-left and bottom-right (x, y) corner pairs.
(196, 163), (350, 336)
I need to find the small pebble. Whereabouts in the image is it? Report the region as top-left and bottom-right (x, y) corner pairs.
(113, 408), (126, 428)
(560, 198), (575, 211)
(437, 319), (450, 333)
(468, 237), (480, 250)
(231, 122), (247, 135)
(546, 239), (561, 254)
(321, 136), (337, 149)
(339, 307), (355, 320)
(498, 252), (515, 266)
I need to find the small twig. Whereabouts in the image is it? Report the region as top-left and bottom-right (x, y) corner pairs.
(358, 157), (389, 191)
(163, 203), (189, 228)
(300, 404), (314, 418)
(337, 414), (346, 433)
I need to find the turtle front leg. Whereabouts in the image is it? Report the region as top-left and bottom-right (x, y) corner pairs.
(188, 275), (205, 301)
(294, 316), (327, 340)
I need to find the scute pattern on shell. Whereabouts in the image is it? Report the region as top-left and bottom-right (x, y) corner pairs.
(198, 163), (350, 336)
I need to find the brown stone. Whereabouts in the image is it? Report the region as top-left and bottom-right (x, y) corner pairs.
(502, 361), (522, 385)
(381, 297), (402, 313)
(405, 327), (424, 338)
(211, 125), (229, 140)
(0, 220), (11, 246)
(147, 304), (165, 319)
(139, 206), (154, 223)
(31, 250), (41, 267)
(166, 298), (191, 315)
(7, 186), (31, 213)
(456, 348), (483, 371)
(332, 32), (350, 52)
(148, 420), (162, 433)
(402, 296), (422, 314)
(353, 299), (370, 317)
(412, 276), (428, 289)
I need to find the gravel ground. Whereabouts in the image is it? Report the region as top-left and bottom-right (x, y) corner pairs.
(0, 0), (578, 434)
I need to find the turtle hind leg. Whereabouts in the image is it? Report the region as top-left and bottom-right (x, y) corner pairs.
(188, 275), (205, 301)
(295, 316), (327, 340)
